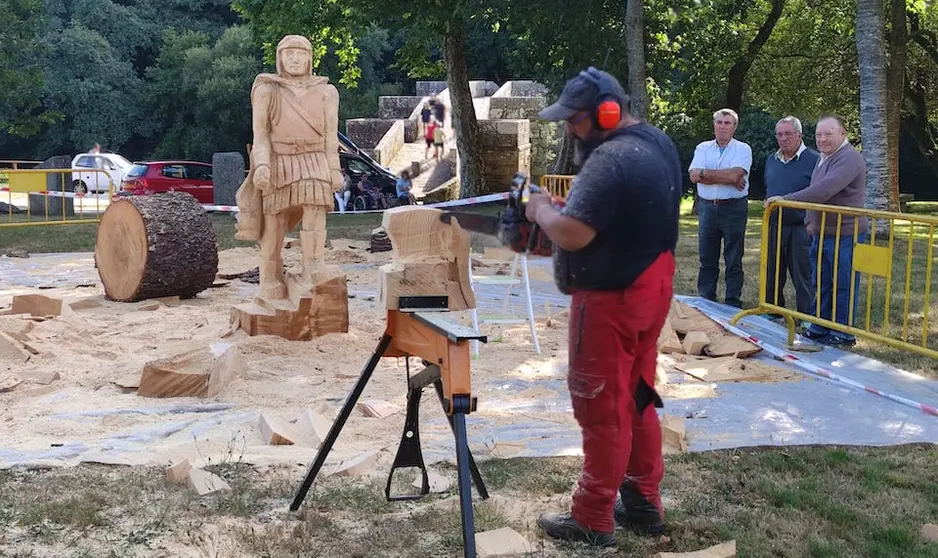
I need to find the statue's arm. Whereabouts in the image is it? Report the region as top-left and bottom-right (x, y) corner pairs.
(324, 84), (342, 190)
(251, 83), (275, 171)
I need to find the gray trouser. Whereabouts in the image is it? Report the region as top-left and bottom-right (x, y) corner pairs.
(697, 197), (747, 308)
(765, 221), (813, 315)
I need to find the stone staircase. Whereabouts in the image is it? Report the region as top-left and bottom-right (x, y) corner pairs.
(344, 79), (562, 202)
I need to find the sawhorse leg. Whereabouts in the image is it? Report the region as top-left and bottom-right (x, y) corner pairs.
(290, 334), (393, 511)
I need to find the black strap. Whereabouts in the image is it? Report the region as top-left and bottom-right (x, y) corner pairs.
(634, 376), (664, 414)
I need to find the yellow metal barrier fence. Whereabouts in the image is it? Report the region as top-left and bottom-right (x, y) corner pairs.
(539, 174), (574, 199)
(0, 168), (114, 228)
(731, 200), (938, 360)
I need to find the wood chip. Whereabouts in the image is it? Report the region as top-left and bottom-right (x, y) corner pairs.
(657, 318), (684, 354)
(332, 451), (380, 477)
(68, 296), (105, 311)
(259, 414), (298, 445)
(357, 399), (402, 419)
(0, 331), (31, 363)
(475, 527), (533, 557)
(299, 408), (332, 448)
(16, 370), (59, 385)
(661, 414), (687, 453)
(676, 357), (797, 383)
(187, 468), (231, 496)
(655, 540), (736, 557)
(0, 375), (22, 393)
(166, 459), (192, 485)
(11, 294), (64, 317)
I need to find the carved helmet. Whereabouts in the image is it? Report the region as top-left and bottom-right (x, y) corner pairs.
(276, 35), (313, 76)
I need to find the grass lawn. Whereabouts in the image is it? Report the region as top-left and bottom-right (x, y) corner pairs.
(2, 445), (938, 556)
(2, 198), (938, 556)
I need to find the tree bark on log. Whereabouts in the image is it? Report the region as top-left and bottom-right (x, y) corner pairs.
(95, 192), (219, 302)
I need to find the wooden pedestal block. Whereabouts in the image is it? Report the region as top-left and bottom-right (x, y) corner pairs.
(231, 267), (349, 341)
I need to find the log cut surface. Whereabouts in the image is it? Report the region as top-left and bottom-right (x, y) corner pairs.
(95, 192), (219, 302)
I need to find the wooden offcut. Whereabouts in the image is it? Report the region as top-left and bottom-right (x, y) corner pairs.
(358, 399), (403, 419)
(187, 468), (231, 496)
(137, 343), (244, 398)
(231, 270), (349, 341)
(669, 300), (760, 358)
(259, 414), (298, 445)
(0, 331), (31, 363)
(166, 459), (192, 485)
(94, 192), (219, 302)
(661, 414), (687, 453)
(299, 408), (331, 448)
(11, 294), (63, 317)
(378, 206), (475, 311)
(475, 527), (533, 557)
(332, 450), (380, 477)
(655, 540), (736, 558)
(657, 318), (684, 354)
(683, 331), (710, 355)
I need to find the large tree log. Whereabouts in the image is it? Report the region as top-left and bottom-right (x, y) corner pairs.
(95, 192), (219, 302)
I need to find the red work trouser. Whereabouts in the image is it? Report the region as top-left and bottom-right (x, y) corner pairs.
(568, 251), (674, 533)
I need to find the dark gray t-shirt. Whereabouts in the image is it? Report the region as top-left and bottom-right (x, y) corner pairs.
(553, 123), (682, 294)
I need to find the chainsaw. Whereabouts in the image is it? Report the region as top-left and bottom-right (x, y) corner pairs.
(438, 172), (562, 257)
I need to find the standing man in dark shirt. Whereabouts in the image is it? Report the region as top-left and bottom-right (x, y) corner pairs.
(763, 116), (818, 315)
(527, 67), (682, 547)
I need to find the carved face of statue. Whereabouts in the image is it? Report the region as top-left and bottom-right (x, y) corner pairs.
(280, 47), (310, 77)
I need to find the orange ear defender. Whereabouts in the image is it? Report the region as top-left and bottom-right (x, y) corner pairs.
(578, 67), (621, 130)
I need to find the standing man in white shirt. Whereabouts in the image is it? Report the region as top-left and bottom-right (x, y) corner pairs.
(688, 108), (753, 308)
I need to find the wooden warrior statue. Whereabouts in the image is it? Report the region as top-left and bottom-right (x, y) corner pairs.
(235, 35), (342, 299)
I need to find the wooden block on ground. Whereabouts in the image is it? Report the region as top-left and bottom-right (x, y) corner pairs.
(166, 459), (192, 485)
(0, 331), (31, 363)
(11, 294), (63, 317)
(661, 414), (687, 453)
(187, 468), (231, 496)
(259, 414), (298, 445)
(5, 331), (40, 355)
(683, 331), (710, 356)
(68, 296), (106, 311)
(299, 408), (332, 448)
(16, 370), (59, 385)
(705, 334), (762, 358)
(475, 527), (533, 557)
(921, 524), (938, 542)
(332, 451), (380, 477)
(655, 540), (736, 558)
(136, 301), (163, 311)
(657, 318), (684, 354)
(0, 375), (22, 393)
(112, 375), (140, 391)
(413, 469), (452, 493)
(357, 399), (402, 419)
(137, 343), (244, 398)
(232, 269), (349, 341)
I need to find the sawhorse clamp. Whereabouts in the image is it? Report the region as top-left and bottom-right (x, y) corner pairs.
(290, 299), (489, 558)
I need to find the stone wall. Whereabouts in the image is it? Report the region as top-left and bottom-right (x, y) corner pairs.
(468, 80), (500, 98)
(478, 119), (531, 194)
(488, 96), (546, 119)
(372, 120), (405, 167)
(345, 118), (395, 150)
(530, 121), (563, 183)
(487, 96), (559, 181)
(416, 81), (447, 96)
(510, 81), (549, 97)
(378, 96), (423, 119)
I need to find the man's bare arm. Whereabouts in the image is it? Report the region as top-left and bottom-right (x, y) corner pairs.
(533, 204), (597, 252)
(694, 167), (746, 185)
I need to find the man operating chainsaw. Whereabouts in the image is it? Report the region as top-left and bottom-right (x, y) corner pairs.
(528, 67), (682, 547)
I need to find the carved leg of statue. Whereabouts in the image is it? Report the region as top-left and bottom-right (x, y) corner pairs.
(259, 211), (288, 299)
(300, 205), (328, 283)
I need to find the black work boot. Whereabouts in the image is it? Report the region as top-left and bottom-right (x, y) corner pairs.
(537, 511), (617, 548)
(614, 482), (665, 536)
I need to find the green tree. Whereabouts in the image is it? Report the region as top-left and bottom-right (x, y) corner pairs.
(0, 0), (57, 138)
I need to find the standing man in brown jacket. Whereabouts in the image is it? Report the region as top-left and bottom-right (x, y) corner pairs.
(765, 115), (868, 346)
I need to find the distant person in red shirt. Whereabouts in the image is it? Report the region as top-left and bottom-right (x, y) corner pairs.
(425, 120), (437, 160)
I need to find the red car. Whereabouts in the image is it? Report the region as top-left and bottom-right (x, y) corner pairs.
(119, 161), (214, 204)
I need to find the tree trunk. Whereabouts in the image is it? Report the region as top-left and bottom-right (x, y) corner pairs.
(885, 0), (907, 212)
(856, 0), (891, 216)
(551, 125), (578, 175)
(95, 192), (219, 302)
(443, 24), (486, 199)
(725, 0), (785, 112)
(625, 0), (649, 118)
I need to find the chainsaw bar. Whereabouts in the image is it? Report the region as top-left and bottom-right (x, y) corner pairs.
(438, 211), (501, 237)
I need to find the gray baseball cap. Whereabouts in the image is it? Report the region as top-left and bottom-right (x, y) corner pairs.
(539, 67), (628, 121)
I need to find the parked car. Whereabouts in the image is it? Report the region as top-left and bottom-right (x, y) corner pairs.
(119, 161), (214, 204)
(71, 152), (135, 194)
(337, 131), (399, 210)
